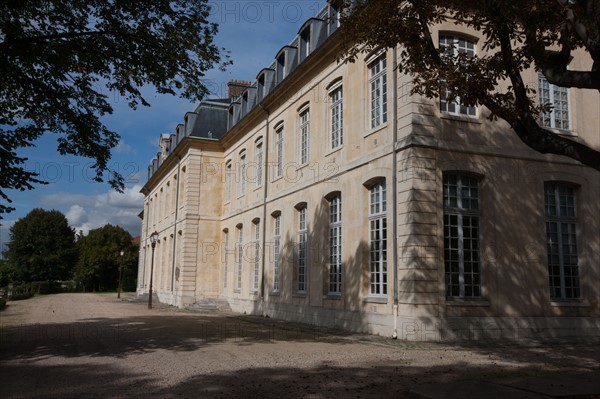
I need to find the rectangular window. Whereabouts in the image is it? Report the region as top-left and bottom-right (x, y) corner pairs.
(443, 174), (481, 298)
(539, 73), (570, 130)
(273, 215), (281, 292)
(253, 221), (260, 292)
(369, 181), (387, 296)
(439, 35), (477, 117)
(330, 85), (343, 149)
(545, 183), (580, 300)
(225, 162), (232, 202)
(368, 53), (387, 129)
(255, 142), (263, 188)
(299, 108), (310, 165)
(297, 207), (308, 293)
(275, 126), (283, 178)
(236, 226), (243, 291)
(329, 195), (342, 294)
(239, 153), (246, 196)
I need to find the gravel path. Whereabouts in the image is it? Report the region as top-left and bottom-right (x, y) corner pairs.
(0, 294), (598, 398)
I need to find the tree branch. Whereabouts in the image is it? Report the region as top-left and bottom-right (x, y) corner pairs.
(0, 30), (127, 49)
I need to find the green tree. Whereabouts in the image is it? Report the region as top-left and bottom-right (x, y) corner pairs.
(4, 208), (77, 282)
(338, 0), (600, 171)
(75, 224), (138, 292)
(0, 0), (230, 215)
(0, 259), (18, 287)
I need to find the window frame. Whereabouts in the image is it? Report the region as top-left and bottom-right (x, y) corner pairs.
(297, 206), (308, 294)
(238, 151), (246, 197)
(328, 195), (342, 295)
(443, 173), (482, 299)
(252, 220), (261, 293)
(273, 214), (281, 293)
(438, 34), (477, 117)
(255, 140), (263, 188)
(544, 182), (580, 300)
(367, 52), (388, 129)
(225, 161), (232, 203)
(329, 81), (344, 150)
(299, 105), (310, 166)
(368, 180), (387, 297)
(223, 229), (229, 289)
(538, 73), (571, 131)
(274, 124), (284, 179)
(235, 225), (243, 292)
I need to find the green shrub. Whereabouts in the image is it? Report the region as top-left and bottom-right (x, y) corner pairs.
(0, 297), (6, 310)
(9, 292), (34, 301)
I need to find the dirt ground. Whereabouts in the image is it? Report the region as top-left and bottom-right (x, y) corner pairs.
(0, 294), (599, 398)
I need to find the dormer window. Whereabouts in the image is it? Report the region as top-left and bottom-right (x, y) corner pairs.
(257, 75), (265, 102)
(277, 53), (286, 83)
(300, 28), (311, 61)
(241, 91), (248, 116)
(329, 2), (340, 33)
(228, 107), (234, 130)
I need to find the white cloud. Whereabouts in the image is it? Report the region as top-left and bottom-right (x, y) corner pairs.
(39, 185), (144, 236)
(65, 204), (88, 227)
(114, 139), (133, 154)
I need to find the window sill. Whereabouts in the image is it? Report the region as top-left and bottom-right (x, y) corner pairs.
(272, 175), (283, 184)
(293, 293), (307, 298)
(296, 162), (309, 172)
(363, 122), (388, 138)
(545, 127), (578, 137)
(233, 289), (241, 294)
(324, 293), (342, 300)
(440, 112), (481, 124)
(550, 300), (589, 307)
(445, 298), (490, 307)
(364, 296), (387, 304)
(324, 145), (343, 158)
(270, 291), (280, 296)
(253, 185), (262, 192)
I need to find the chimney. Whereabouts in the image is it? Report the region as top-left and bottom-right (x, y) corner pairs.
(228, 79), (252, 99)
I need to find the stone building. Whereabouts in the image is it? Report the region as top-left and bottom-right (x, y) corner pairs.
(137, 2), (600, 340)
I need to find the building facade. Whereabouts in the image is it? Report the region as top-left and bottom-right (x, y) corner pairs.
(137, 3), (600, 340)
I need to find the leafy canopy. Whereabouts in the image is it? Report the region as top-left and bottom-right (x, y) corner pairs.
(75, 224), (137, 292)
(4, 208), (77, 282)
(338, 0), (600, 171)
(0, 0), (229, 215)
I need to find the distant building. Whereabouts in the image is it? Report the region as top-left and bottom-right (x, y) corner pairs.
(137, 2), (600, 340)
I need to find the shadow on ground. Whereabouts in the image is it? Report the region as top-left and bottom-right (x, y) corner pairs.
(1, 307), (599, 398)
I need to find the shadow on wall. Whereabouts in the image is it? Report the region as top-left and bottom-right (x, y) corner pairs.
(250, 190), (372, 333)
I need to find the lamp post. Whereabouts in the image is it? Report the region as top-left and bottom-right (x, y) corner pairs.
(148, 231), (159, 309)
(117, 250), (124, 299)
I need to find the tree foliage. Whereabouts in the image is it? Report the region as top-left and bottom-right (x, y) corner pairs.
(338, 0), (600, 171)
(75, 224), (138, 292)
(4, 208), (77, 282)
(0, 0), (230, 215)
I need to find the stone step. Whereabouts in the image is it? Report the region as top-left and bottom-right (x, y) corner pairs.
(187, 298), (232, 313)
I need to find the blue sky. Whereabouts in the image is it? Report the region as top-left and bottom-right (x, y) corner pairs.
(0, 0), (327, 252)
